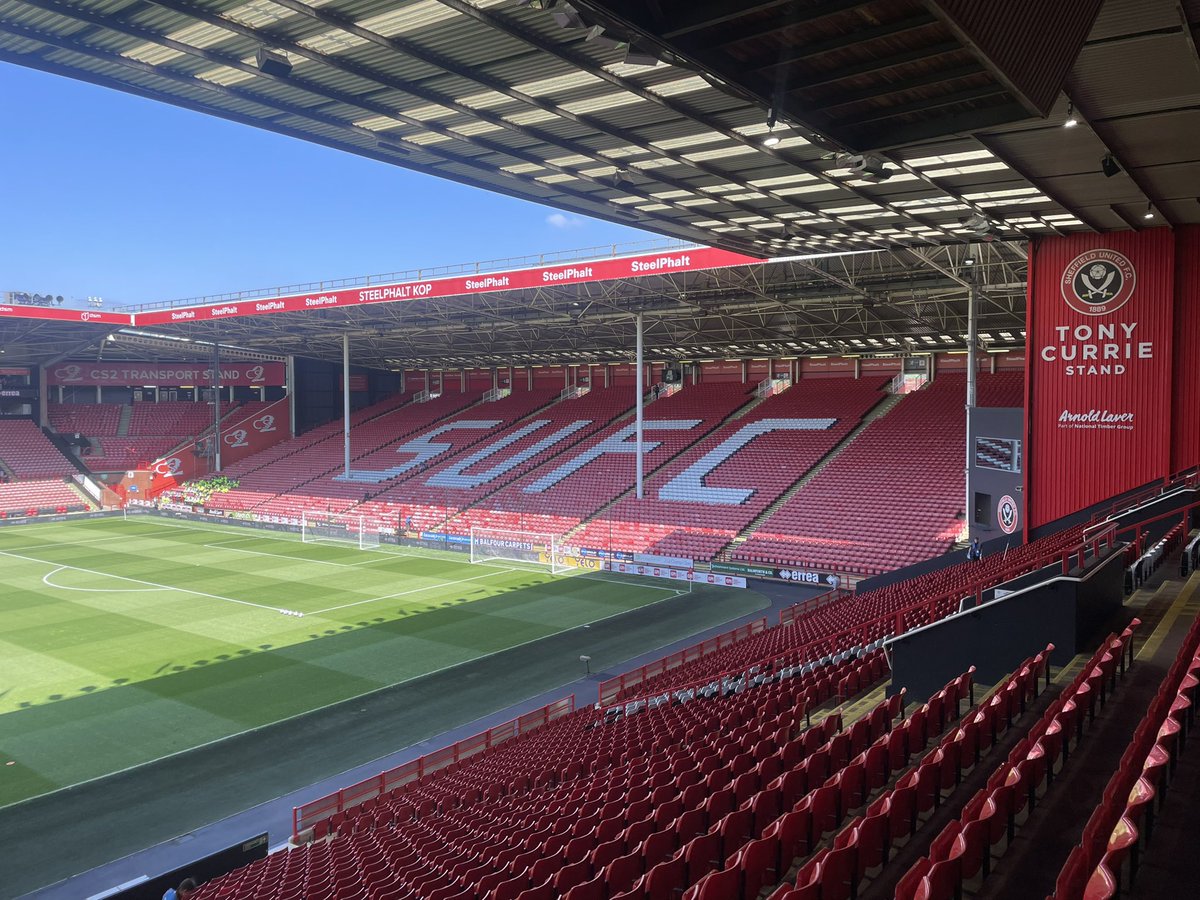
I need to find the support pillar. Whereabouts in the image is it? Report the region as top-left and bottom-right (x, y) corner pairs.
(965, 273), (980, 539)
(212, 340), (222, 473)
(635, 312), (644, 500)
(343, 332), (352, 479)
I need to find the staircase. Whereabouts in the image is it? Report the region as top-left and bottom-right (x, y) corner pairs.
(715, 391), (906, 560)
(116, 404), (133, 436)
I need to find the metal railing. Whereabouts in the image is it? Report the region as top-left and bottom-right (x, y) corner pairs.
(292, 695), (576, 840)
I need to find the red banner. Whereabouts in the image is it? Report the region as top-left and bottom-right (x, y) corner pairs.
(0, 304), (133, 325)
(47, 360), (286, 387)
(133, 248), (760, 326)
(1027, 230), (1175, 527)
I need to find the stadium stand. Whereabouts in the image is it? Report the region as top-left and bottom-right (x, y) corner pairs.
(732, 372), (1025, 575)
(0, 479), (90, 517)
(293, 387), (561, 511)
(442, 382), (754, 543)
(601, 525), (1088, 705)
(47, 399), (266, 472)
(191, 646), (897, 900)
(567, 377), (889, 560)
(47, 401), (122, 436)
(1050, 614), (1194, 900)
(0, 419), (79, 479)
(897, 625), (1138, 900)
(206, 390), (494, 518)
(363, 385), (633, 534)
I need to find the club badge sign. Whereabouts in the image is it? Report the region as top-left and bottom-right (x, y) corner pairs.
(1061, 249), (1136, 316)
(997, 495), (1019, 535)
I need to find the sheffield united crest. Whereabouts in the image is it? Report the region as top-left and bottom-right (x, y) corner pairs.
(1061, 249), (1136, 316)
(997, 495), (1019, 535)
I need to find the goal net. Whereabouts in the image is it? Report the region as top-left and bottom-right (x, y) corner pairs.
(301, 511), (381, 550)
(470, 527), (572, 575)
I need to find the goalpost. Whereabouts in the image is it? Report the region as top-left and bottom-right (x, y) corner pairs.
(301, 511), (381, 550)
(470, 527), (573, 575)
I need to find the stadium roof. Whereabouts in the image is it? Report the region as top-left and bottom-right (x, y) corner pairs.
(0, 0), (1196, 263)
(2, 238), (1027, 370)
(1, 0), (1193, 370)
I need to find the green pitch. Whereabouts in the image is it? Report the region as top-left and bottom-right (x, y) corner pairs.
(0, 515), (762, 810)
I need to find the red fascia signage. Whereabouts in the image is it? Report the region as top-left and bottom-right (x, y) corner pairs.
(132, 247), (761, 326)
(0, 304), (133, 325)
(1027, 230), (1175, 527)
(47, 360), (286, 386)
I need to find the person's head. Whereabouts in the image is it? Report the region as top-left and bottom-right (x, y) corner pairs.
(178, 878), (197, 898)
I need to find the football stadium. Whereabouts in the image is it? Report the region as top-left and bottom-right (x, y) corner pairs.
(2, 1), (1200, 899)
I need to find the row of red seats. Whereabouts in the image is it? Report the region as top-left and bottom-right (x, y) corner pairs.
(0, 420), (78, 479)
(893, 643), (1063, 899)
(682, 669), (974, 900)
(567, 378), (888, 560)
(190, 651), (889, 900)
(733, 372), (1023, 575)
(1054, 613), (1193, 900)
(608, 526), (1087, 705)
(899, 622), (1137, 900)
(0, 479), (88, 516)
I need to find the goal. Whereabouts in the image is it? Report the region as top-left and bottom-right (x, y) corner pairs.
(301, 511), (381, 550)
(470, 527), (572, 575)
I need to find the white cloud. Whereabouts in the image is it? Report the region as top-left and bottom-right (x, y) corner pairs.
(546, 212), (585, 229)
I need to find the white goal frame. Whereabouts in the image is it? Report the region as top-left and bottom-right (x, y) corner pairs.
(469, 527), (572, 575)
(301, 511), (381, 550)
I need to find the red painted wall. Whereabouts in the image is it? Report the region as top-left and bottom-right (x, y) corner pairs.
(800, 357), (854, 378)
(1027, 229), (1176, 527)
(1173, 226), (1200, 473)
(699, 361), (743, 383)
(859, 357), (901, 375)
(532, 366), (566, 387)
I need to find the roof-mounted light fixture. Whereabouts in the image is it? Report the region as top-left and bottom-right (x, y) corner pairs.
(1064, 102), (1078, 128)
(762, 106), (781, 146)
(1101, 153), (1121, 178)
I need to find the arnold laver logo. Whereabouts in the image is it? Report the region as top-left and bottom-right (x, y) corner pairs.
(1057, 408), (1135, 431)
(1061, 249), (1136, 316)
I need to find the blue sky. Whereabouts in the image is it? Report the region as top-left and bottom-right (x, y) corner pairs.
(0, 64), (653, 307)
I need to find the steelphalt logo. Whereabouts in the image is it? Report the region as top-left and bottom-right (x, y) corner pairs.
(1061, 249), (1136, 316)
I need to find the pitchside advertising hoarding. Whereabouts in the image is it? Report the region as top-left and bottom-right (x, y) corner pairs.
(1028, 230), (1175, 527)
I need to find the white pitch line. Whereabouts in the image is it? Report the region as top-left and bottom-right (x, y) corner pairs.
(308, 567), (517, 615)
(0, 548), (291, 615)
(42, 565), (164, 593)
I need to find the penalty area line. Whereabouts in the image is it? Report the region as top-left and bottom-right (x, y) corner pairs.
(0, 548), (292, 615)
